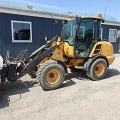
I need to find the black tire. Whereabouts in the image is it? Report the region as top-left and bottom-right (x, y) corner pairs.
(36, 60), (65, 90)
(86, 58), (108, 81)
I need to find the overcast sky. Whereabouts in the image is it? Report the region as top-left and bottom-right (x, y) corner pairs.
(24, 0), (120, 21)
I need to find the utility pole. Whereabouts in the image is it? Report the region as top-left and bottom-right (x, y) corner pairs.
(104, 6), (107, 19)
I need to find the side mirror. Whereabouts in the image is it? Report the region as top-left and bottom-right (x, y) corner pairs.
(75, 16), (81, 24)
(102, 20), (105, 23)
(62, 19), (68, 24)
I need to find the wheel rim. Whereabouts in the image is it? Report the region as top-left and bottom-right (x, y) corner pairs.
(46, 69), (60, 85)
(95, 63), (105, 76)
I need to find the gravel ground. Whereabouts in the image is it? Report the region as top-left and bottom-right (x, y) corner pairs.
(0, 54), (120, 120)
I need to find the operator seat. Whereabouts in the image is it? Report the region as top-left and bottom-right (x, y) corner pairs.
(76, 33), (93, 58)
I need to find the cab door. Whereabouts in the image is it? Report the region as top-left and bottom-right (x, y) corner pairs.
(74, 19), (95, 58)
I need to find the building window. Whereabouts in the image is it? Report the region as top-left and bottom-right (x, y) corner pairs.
(108, 29), (117, 42)
(117, 30), (120, 38)
(11, 21), (32, 43)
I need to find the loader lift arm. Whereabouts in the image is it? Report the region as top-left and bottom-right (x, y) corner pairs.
(16, 45), (57, 80)
(16, 36), (58, 80)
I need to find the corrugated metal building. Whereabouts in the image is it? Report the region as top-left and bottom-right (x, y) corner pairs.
(0, 0), (119, 59)
(102, 21), (120, 53)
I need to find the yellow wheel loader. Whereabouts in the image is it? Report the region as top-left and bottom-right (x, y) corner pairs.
(0, 14), (115, 90)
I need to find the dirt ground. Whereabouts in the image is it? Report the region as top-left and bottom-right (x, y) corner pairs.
(0, 54), (120, 120)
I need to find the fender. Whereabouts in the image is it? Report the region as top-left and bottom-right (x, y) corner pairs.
(56, 60), (68, 73)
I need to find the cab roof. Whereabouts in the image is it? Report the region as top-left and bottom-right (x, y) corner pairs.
(81, 16), (103, 20)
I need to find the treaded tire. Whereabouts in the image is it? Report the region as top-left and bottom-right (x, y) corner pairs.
(86, 58), (108, 81)
(36, 60), (65, 90)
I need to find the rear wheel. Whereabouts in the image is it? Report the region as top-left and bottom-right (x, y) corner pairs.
(36, 60), (65, 90)
(86, 58), (108, 81)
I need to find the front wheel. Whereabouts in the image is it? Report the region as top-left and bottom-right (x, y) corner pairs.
(86, 58), (108, 81)
(36, 60), (65, 90)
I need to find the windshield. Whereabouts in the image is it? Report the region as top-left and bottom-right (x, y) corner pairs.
(61, 20), (76, 45)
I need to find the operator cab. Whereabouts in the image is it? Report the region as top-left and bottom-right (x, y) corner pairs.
(61, 14), (103, 58)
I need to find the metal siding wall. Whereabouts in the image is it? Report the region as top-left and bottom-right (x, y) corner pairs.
(0, 13), (62, 59)
(102, 24), (120, 53)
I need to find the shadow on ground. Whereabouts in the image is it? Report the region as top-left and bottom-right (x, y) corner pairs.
(60, 69), (89, 89)
(0, 68), (119, 108)
(61, 67), (120, 89)
(66, 69), (89, 80)
(0, 80), (38, 109)
(105, 68), (120, 79)
(68, 68), (120, 80)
